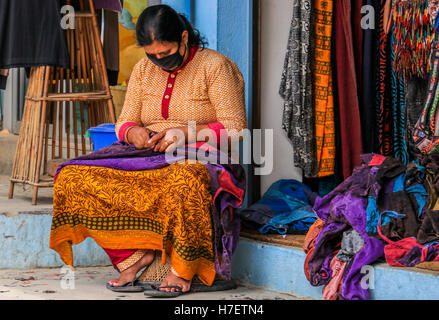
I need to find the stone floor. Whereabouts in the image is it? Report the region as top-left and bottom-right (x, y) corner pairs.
(0, 175), (53, 214)
(0, 266), (305, 300)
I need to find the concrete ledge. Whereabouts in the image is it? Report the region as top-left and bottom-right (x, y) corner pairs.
(231, 238), (439, 300)
(3, 210), (439, 300)
(0, 213), (111, 269)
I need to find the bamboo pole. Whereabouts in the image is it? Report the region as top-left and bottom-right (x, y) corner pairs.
(51, 68), (60, 161)
(9, 67), (39, 198)
(58, 68), (65, 159)
(74, 14), (87, 155)
(43, 100), (50, 175)
(80, 15), (95, 148)
(66, 22), (73, 160)
(32, 66), (52, 205)
(85, 17), (103, 127)
(68, 27), (79, 158)
(88, 0), (115, 123)
(78, 16), (92, 151)
(25, 67), (44, 182)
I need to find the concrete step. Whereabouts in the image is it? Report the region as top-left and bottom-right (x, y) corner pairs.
(2, 206), (439, 300)
(0, 174), (109, 269)
(0, 212), (111, 269)
(232, 238), (439, 300)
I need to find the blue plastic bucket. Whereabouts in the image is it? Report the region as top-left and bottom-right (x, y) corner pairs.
(87, 123), (118, 151)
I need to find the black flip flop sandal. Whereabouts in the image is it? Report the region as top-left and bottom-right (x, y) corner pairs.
(143, 279), (237, 297)
(191, 279), (237, 292)
(106, 279), (161, 292)
(143, 285), (184, 298)
(106, 280), (146, 292)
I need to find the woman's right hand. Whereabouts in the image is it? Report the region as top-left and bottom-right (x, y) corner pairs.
(126, 126), (155, 149)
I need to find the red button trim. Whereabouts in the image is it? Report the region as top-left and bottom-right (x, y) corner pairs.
(161, 46), (199, 120)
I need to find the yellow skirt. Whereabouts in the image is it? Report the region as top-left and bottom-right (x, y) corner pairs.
(49, 160), (216, 286)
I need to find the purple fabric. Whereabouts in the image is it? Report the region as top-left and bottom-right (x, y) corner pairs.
(54, 141), (228, 178)
(93, 0), (122, 12)
(56, 154), (178, 172)
(425, 245), (439, 261)
(397, 246), (423, 267)
(309, 163), (386, 300)
(396, 244), (439, 267)
(308, 221), (346, 286)
(340, 235), (385, 300)
(205, 163), (246, 279)
(54, 141), (246, 280)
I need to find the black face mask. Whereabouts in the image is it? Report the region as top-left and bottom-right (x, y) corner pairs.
(147, 42), (187, 71)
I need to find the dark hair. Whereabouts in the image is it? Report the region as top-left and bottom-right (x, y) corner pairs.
(136, 5), (208, 49)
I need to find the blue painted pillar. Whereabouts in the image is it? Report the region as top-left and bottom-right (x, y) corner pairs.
(193, 0), (253, 206)
(161, 0), (252, 127)
(162, 0), (192, 19)
(161, 0), (252, 126)
(216, 0), (252, 130)
(193, 0), (253, 127)
(193, 0), (217, 50)
(216, 0), (253, 207)
(165, 0), (254, 207)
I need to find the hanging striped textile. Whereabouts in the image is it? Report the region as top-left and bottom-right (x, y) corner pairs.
(390, 24), (409, 164)
(392, 0), (436, 80)
(312, 0), (336, 177)
(413, 33), (439, 154)
(430, 0), (439, 22)
(376, 0), (394, 156)
(279, 0), (316, 177)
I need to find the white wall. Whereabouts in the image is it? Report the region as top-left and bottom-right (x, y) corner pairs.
(260, 0), (302, 194)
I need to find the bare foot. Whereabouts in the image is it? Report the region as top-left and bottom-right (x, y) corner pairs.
(108, 250), (155, 287)
(159, 269), (192, 293)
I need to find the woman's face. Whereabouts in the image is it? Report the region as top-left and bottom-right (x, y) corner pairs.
(144, 31), (189, 70)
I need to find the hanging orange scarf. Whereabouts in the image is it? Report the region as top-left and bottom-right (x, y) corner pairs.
(313, 0), (336, 177)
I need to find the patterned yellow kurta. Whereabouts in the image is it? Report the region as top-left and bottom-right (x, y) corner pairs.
(115, 47), (248, 141)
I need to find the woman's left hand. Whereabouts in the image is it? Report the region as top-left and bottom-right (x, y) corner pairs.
(148, 127), (188, 152)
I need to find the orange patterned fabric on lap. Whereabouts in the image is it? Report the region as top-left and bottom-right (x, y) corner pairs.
(49, 160), (216, 286)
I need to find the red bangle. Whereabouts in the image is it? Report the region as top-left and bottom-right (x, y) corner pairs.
(118, 122), (139, 142)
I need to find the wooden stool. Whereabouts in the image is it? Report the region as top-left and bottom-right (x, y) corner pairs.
(8, 0), (116, 205)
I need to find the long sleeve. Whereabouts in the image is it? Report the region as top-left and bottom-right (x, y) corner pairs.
(207, 57), (248, 141)
(115, 61), (144, 140)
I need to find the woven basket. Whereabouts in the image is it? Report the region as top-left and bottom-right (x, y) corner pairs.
(138, 253), (171, 283)
(137, 253), (223, 283)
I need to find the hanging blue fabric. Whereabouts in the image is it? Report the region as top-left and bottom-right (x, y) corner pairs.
(435, 13), (439, 32)
(238, 179), (318, 235)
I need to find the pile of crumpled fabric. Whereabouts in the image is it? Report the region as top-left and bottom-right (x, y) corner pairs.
(377, 155), (439, 270)
(303, 153), (439, 300)
(238, 179), (318, 235)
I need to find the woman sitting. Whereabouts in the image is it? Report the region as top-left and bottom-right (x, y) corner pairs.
(49, 4), (247, 297)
